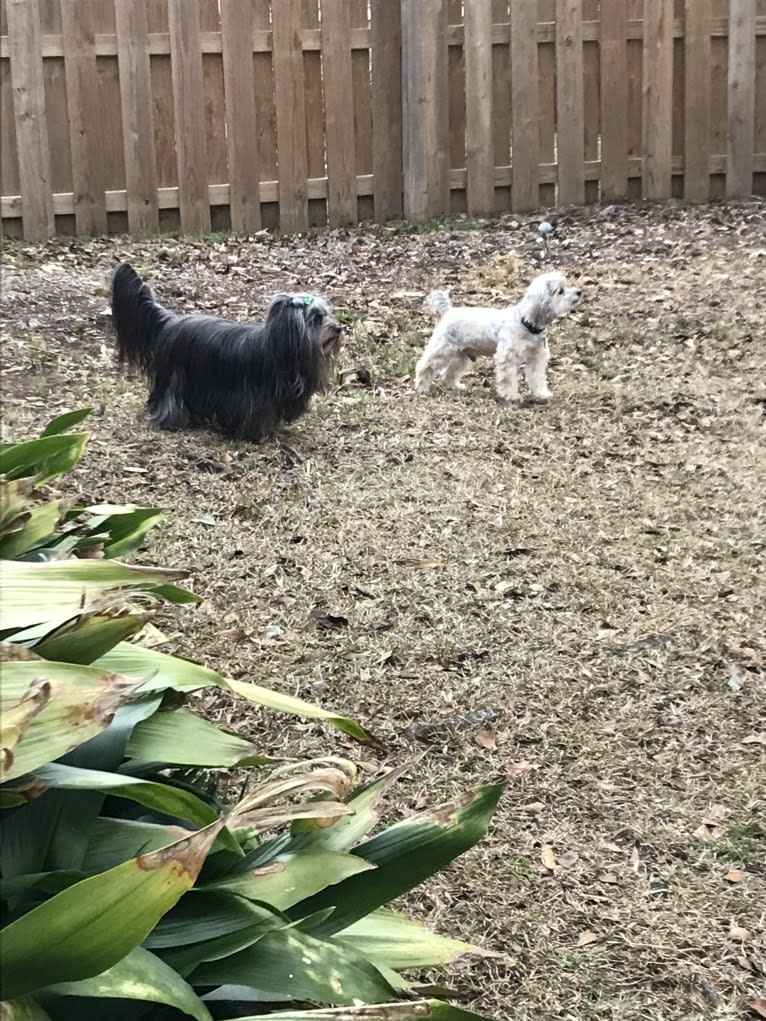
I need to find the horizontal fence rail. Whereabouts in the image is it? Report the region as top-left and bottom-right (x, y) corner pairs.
(1, 0), (765, 241)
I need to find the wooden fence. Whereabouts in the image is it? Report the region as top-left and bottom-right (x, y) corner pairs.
(1, 0), (765, 241)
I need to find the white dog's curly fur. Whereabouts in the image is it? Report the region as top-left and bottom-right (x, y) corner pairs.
(414, 271), (582, 402)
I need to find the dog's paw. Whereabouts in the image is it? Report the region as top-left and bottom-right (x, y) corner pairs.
(530, 390), (552, 402)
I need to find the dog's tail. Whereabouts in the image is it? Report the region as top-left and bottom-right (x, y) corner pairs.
(426, 290), (452, 318)
(111, 263), (172, 375)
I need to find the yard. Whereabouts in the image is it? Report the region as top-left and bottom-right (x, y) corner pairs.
(2, 199), (765, 1020)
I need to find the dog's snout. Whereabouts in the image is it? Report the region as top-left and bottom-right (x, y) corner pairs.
(575, 288), (583, 297)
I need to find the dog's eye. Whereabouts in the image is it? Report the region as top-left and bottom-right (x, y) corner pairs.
(558, 288), (564, 295)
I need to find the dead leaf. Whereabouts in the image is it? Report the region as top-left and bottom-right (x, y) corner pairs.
(540, 844), (558, 872)
(576, 929), (598, 947)
(749, 998), (766, 1019)
(309, 607), (349, 630)
(475, 728), (497, 750)
(742, 733), (766, 746)
(729, 923), (751, 942)
(598, 871), (619, 885)
(724, 870), (745, 883)
(404, 558), (442, 569)
(558, 850), (579, 868)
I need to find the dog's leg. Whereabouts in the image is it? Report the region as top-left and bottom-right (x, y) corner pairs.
(442, 353), (473, 390)
(415, 355), (436, 393)
(524, 342), (552, 401)
(494, 342), (521, 403)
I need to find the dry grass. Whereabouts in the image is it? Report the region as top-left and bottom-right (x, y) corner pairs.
(2, 200), (765, 1020)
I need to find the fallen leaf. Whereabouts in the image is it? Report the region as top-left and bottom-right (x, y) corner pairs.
(540, 844), (558, 871)
(558, 850), (579, 868)
(576, 930), (598, 947)
(475, 728), (497, 750)
(742, 733), (766, 747)
(729, 923), (751, 942)
(724, 870), (745, 883)
(192, 513), (217, 526)
(599, 871), (619, 885)
(405, 558), (442, 569)
(749, 999), (766, 1019)
(309, 607), (349, 630)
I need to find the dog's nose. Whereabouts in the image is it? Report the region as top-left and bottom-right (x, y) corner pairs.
(575, 289), (583, 297)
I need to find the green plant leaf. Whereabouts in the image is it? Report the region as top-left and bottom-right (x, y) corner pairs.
(42, 946), (212, 1021)
(190, 925), (395, 1006)
(206, 847), (374, 910)
(32, 611), (152, 665)
(96, 507), (165, 559)
(96, 643), (372, 741)
(0, 501), (60, 559)
(0, 559), (191, 632)
(39, 408), (92, 437)
(145, 890), (279, 949)
(6, 762), (230, 839)
(0, 433), (89, 486)
(126, 707), (272, 768)
(82, 817), (191, 874)
(0, 819), (224, 1000)
(0, 661), (150, 782)
(159, 907), (286, 977)
(336, 907), (495, 970)
(219, 1000), (494, 1021)
(294, 784), (505, 935)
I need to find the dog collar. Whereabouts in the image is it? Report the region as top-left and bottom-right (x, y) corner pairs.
(521, 316), (544, 335)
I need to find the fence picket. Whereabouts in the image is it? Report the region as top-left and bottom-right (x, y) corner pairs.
(556, 0), (585, 205)
(465, 0), (494, 214)
(61, 0), (106, 234)
(220, 0), (260, 232)
(727, 0), (756, 198)
(322, 0), (356, 226)
(272, 0), (308, 232)
(115, 0), (158, 233)
(643, 0), (674, 200)
(510, 2), (540, 211)
(402, 0), (449, 220)
(600, 0), (628, 200)
(6, 0), (53, 239)
(683, 0), (711, 200)
(371, 0), (403, 221)
(168, 0), (210, 232)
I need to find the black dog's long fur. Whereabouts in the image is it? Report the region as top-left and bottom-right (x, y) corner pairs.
(111, 263), (341, 441)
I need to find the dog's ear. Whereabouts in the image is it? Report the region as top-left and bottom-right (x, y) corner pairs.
(545, 277), (561, 296)
(525, 300), (546, 329)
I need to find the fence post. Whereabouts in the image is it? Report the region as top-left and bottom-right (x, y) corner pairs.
(371, 0), (403, 222)
(401, 0), (449, 221)
(726, 0), (756, 199)
(684, 0), (711, 202)
(61, 0), (107, 235)
(6, 0), (54, 241)
(642, 0), (674, 201)
(168, 0), (211, 234)
(115, 0), (159, 233)
(464, 0), (494, 215)
(272, 0), (309, 233)
(556, 0), (585, 206)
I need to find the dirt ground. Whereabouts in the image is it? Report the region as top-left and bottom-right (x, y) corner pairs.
(2, 200), (765, 1021)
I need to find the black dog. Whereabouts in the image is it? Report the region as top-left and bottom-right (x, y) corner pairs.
(111, 264), (342, 441)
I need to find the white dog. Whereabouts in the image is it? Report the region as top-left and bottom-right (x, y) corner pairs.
(414, 271), (582, 402)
